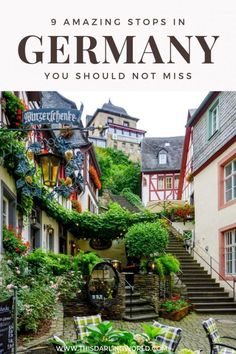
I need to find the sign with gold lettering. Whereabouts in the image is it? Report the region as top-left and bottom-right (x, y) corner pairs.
(23, 108), (83, 126)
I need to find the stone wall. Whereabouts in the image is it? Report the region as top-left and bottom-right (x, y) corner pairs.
(63, 273), (126, 320)
(134, 274), (172, 313)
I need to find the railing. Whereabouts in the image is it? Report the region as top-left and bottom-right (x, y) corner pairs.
(125, 279), (134, 318)
(161, 213), (236, 300)
(192, 247), (236, 300)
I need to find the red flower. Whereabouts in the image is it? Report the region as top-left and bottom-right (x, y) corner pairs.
(15, 122), (20, 127)
(15, 247), (21, 253)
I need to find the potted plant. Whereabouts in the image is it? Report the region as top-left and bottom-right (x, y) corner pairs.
(159, 295), (192, 321)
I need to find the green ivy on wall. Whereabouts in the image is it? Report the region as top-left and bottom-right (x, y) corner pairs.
(0, 130), (160, 240)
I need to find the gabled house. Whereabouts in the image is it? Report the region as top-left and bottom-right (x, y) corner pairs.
(141, 136), (184, 205)
(181, 91), (236, 281)
(86, 100), (146, 162)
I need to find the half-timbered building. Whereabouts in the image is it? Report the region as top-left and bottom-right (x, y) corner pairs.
(141, 136), (184, 205)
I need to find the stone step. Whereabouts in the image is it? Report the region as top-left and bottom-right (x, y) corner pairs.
(194, 308), (236, 314)
(123, 313), (159, 321)
(186, 285), (223, 291)
(181, 274), (212, 279)
(181, 266), (205, 270)
(188, 291), (229, 297)
(183, 279), (216, 284)
(182, 270), (208, 275)
(125, 292), (141, 298)
(193, 302), (236, 309)
(189, 296), (232, 302)
(179, 259), (198, 263)
(125, 305), (155, 314)
(125, 298), (149, 306)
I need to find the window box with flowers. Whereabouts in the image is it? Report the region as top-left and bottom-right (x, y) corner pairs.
(71, 199), (82, 213)
(159, 295), (192, 321)
(3, 225), (30, 257)
(89, 166), (102, 190)
(2, 91), (28, 129)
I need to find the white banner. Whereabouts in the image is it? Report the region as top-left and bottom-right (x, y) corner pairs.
(0, 0), (235, 90)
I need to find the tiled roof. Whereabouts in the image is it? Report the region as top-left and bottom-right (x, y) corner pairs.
(141, 136), (184, 172)
(102, 99), (128, 115)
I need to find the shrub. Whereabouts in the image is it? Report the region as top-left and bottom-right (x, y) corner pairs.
(74, 251), (102, 276)
(17, 283), (56, 333)
(124, 221), (169, 258)
(157, 254), (180, 275)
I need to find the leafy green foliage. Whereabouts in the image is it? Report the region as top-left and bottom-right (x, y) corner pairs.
(124, 221), (169, 258)
(121, 188), (144, 210)
(95, 147), (141, 195)
(17, 283), (56, 332)
(142, 324), (165, 340)
(157, 254), (180, 275)
(140, 254), (180, 278)
(74, 251), (102, 276)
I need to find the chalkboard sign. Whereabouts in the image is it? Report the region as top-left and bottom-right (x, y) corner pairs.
(0, 297), (14, 354)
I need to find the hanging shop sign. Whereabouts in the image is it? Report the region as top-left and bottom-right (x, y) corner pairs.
(23, 107), (83, 126)
(0, 296), (14, 354)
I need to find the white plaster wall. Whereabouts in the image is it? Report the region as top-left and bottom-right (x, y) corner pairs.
(77, 239), (127, 266)
(194, 142), (236, 273)
(142, 174), (149, 206)
(41, 211), (59, 253)
(0, 167), (18, 253)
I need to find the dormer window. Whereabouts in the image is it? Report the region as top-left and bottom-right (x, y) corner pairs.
(107, 117), (113, 124)
(159, 152), (167, 164)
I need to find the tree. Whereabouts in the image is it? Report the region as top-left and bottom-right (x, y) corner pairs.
(95, 147), (141, 195)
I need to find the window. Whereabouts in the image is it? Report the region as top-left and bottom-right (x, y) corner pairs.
(96, 140), (106, 148)
(123, 121), (129, 127)
(166, 176), (173, 189)
(224, 159), (236, 203)
(2, 196), (9, 226)
(174, 176), (179, 189)
(159, 153), (167, 164)
(158, 177), (164, 190)
(2, 185), (16, 229)
(208, 100), (219, 138)
(107, 117), (113, 124)
(224, 229), (236, 275)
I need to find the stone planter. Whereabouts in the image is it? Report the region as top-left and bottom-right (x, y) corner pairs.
(159, 306), (190, 321)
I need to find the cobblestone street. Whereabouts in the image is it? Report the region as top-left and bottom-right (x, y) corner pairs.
(64, 313), (236, 353)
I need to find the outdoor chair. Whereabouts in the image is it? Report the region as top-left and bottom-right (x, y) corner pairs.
(153, 320), (182, 352)
(73, 314), (102, 340)
(202, 318), (236, 354)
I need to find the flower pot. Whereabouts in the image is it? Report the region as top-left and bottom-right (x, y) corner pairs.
(159, 306), (190, 321)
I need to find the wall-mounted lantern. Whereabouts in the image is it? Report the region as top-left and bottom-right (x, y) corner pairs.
(37, 152), (61, 187)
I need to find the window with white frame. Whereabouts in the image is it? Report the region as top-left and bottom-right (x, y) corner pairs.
(208, 100), (219, 138)
(159, 152), (167, 164)
(224, 229), (236, 275)
(166, 176), (173, 189)
(224, 159), (236, 203)
(2, 196), (9, 226)
(158, 177), (164, 190)
(174, 176), (179, 189)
